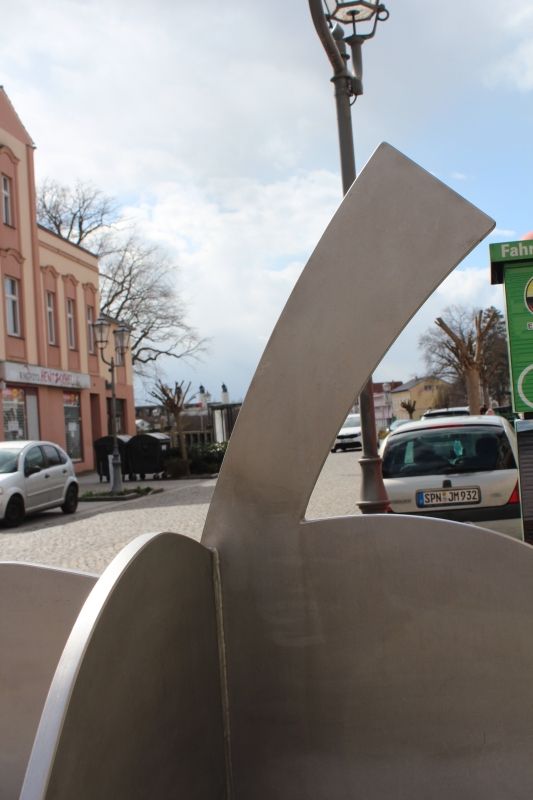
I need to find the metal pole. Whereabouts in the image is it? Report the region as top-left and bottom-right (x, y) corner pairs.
(309, 0), (389, 513)
(109, 357), (123, 494)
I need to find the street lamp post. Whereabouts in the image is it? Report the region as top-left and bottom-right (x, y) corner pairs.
(309, 0), (390, 513)
(93, 317), (131, 494)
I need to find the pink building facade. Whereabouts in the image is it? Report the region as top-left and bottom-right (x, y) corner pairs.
(0, 88), (135, 471)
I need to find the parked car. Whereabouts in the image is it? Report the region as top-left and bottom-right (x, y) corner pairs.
(379, 418), (411, 456)
(0, 441), (79, 527)
(381, 415), (522, 539)
(388, 418), (412, 433)
(331, 413), (362, 452)
(421, 406), (470, 420)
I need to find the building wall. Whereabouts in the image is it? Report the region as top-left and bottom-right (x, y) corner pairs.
(391, 378), (450, 421)
(0, 88), (135, 471)
(373, 382), (403, 431)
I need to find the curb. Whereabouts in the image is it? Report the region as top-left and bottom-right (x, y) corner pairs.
(80, 488), (165, 503)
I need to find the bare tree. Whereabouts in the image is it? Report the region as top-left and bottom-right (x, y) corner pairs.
(434, 381), (466, 409)
(400, 399), (416, 419)
(149, 380), (193, 474)
(37, 179), (118, 252)
(419, 305), (505, 413)
(99, 235), (204, 375)
(37, 180), (205, 375)
(479, 307), (510, 407)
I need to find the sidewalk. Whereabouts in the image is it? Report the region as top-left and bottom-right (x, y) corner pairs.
(0, 454), (361, 575)
(76, 471), (197, 494)
(0, 472), (218, 574)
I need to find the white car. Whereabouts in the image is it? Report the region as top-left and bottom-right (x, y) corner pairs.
(381, 415), (522, 539)
(331, 413), (362, 452)
(0, 440), (79, 527)
(421, 406), (470, 419)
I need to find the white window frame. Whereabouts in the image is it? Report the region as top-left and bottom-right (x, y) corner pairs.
(46, 291), (56, 345)
(2, 175), (13, 226)
(66, 298), (76, 350)
(5, 277), (21, 337)
(87, 305), (95, 353)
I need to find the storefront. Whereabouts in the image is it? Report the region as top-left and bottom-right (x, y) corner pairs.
(0, 361), (92, 468)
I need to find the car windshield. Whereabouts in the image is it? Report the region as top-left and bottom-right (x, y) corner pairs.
(343, 414), (360, 428)
(382, 425), (516, 479)
(0, 450), (20, 474)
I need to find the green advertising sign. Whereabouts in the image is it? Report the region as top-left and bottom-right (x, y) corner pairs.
(504, 262), (533, 412)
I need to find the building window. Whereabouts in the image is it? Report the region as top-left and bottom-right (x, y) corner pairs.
(87, 305), (95, 353)
(3, 387), (27, 440)
(64, 392), (82, 460)
(66, 298), (77, 349)
(46, 291), (57, 345)
(2, 175), (13, 226)
(5, 277), (21, 336)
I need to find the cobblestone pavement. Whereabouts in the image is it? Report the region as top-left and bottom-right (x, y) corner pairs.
(0, 451), (362, 575)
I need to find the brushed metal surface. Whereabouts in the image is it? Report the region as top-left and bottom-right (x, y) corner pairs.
(0, 563), (96, 800)
(198, 143), (533, 798)
(214, 514), (533, 798)
(20, 533), (226, 800)
(14, 143), (520, 799)
(203, 143), (494, 536)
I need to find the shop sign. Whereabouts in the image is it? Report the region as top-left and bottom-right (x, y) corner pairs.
(491, 240), (533, 263)
(0, 361), (91, 389)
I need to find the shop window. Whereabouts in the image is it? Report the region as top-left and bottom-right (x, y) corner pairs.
(3, 387), (27, 440)
(66, 298), (77, 349)
(2, 174), (13, 226)
(4, 277), (21, 336)
(87, 305), (95, 353)
(46, 291), (57, 344)
(64, 392), (82, 460)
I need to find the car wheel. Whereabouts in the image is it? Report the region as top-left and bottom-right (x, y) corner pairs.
(4, 495), (25, 527)
(331, 447), (337, 453)
(61, 484), (79, 514)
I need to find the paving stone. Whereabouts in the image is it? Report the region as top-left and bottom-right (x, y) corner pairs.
(0, 453), (362, 574)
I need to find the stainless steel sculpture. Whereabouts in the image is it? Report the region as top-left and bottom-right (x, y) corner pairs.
(5, 144), (533, 799)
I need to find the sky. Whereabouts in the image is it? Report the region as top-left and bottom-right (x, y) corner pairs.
(2, 0), (533, 403)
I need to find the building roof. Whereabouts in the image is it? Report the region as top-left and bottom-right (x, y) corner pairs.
(38, 224), (99, 258)
(391, 376), (447, 393)
(373, 381), (403, 393)
(0, 86), (34, 147)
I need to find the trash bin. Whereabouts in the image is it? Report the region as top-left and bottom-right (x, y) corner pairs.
(93, 435), (132, 482)
(126, 433), (171, 480)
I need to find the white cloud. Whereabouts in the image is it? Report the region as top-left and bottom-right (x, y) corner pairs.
(490, 228), (517, 240)
(121, 169), (340, 399)
(2, 0), (532, 400)
(487, 2), (533, 90)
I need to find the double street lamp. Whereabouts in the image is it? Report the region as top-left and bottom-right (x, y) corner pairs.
(93, 317), (131, 494)
(308, 0), (390, 514)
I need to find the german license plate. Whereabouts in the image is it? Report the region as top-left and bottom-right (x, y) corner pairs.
(416, 487), (481, 508)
